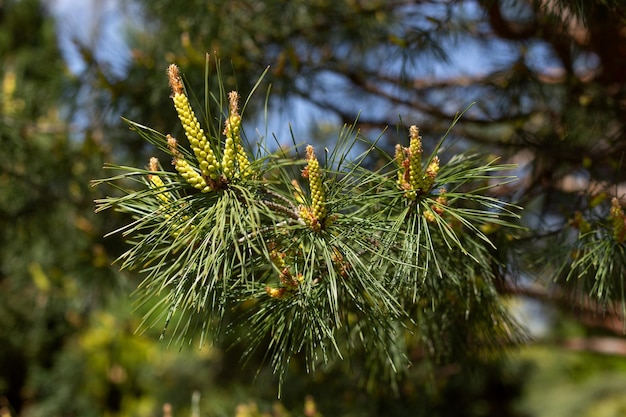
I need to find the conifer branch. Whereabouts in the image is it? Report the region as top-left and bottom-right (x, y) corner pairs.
(95, 61), (525, 388)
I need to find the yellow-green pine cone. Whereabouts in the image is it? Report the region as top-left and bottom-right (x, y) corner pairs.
(395, 144), (406, 189)
(299, 206), (321, 232)
(270, 248), (287, 269)
(167, 135), (211, 193)
(265, 286), (286, 299)
(305, 145), (327, 221)
(408, 125), (423, 192)
(433, 192), (447, 215)
(168, 64), (220, 180)
(174, 158), (208, 191)
(148, 174), (172, 205)
(422, 156), (440, 192)
(236, 143), (251, 179)
(610, 197), (626, 243)
(147, 157), (172, 205)
(221, 93), (238, 179)
(148, 172), (165, 189)
(423, 209), (436, 223)
(221, 135), (236, 179)
(223, 91), (251, 179)
(172, 93), (220, 180)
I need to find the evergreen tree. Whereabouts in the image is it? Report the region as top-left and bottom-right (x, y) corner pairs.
(0, 0), (134, 413)
(3, 0), (626, 415)
(0, 0), (74, 410)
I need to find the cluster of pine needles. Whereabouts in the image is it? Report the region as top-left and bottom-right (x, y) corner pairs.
(94, 59), (525, 388)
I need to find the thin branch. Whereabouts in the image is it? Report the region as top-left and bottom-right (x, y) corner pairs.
(477, 0), (538, 41)
(562, 337), (626, 355)
(500, 282), (626, 335)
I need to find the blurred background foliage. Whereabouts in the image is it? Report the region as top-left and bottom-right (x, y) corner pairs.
(2, 0), (626, 415)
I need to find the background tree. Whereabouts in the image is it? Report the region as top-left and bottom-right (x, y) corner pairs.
(0, 0), (149, 414)
(1, 1), (245, 416)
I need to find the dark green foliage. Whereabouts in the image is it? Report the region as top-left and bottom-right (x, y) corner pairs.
(0, 0), (128, 414)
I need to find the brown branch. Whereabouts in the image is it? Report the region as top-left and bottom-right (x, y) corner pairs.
(478, 0), (538, 40)
(562, 337), (626, 355)
(500, 282), (626, 335)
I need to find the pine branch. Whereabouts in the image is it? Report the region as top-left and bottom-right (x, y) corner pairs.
(95, 60), (526, 388)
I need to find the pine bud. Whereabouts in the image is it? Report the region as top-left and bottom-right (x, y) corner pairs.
(299, 206), (321, 232)
(422, 156), (440, 191)
(305, 145), (327, 221)
(332, 248), (351, 277)
(432, 191), (447, 215)
(167, 135), (210, 192)
(222, 91), (251, 180)
(423, 210), (436, 223)
(395, 144), (406, 189)
(408, 126), (423, 192)
(395, 126), (439, 200)
(265, 286), (286, 299)
(222, 137), (236, 178)
(288, 180), (303, 205)
(168, 64), (220, 180)
(236, 143), (251, 179)
(147, 157), (171, 205)
(270, 248), (287, 269)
